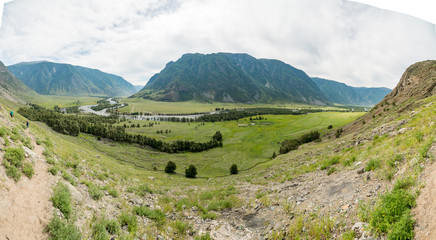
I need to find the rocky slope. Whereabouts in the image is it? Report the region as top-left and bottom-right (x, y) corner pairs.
(312, 77), (391, 106)
(8, 61), (136, 97)
(132, 53), (330, 105)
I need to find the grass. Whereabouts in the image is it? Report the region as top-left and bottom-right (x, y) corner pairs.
(133, 205), (165, 224)
(46, 215), (81, 240)
(118, 212), (137, 233)
(99, 112), (363, 177)
(51, 182), (72, 219)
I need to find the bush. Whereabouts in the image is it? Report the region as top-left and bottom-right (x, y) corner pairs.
(185, 165), (197, 178)
(104, 219), (120, 235)
(230, 164), (238, 175)
(370, 189), (415, 234)
(387, 210), (414, 240)
(46, 215), (81, 240)
(165, 161), (177, 173)
(327, 125), (333, 129)
(212, 131), (223, 142)
(118, 212), (137, 233)
(0, 126), (8, 137)
(49, 166), (59, 176)
(22, 162), (34, 178)
(92, 220), (109, 240)
(365, 158), (381, 172)
(62, 171), (76, 186)
(280, 131), (320, 154)
(6, 165), (21, 182)
(327, 167), (336, 175)
(4, 147), (24, 168)
(51, 182), (72, 219)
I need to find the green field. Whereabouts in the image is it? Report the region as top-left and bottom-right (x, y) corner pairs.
(27, 95), (104, 109)
(92, 112), (364, 177)
(119, 98), (346, 114)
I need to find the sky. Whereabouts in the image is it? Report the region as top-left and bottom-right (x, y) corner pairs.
(0, 0), (435, 89)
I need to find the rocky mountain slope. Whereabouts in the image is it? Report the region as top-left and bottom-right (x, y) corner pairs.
(312, 77), (391, 106)
(8, 61), (136, 97)
(0, 60), (38, 103)
(132, 53), (330, 105)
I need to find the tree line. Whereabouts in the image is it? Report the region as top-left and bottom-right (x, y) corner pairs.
(279, 130), (320, 154)
(18, 105), (223, 153)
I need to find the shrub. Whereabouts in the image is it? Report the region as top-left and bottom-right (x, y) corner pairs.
(118, 212), (137, 233)
(62, 171), (76, 186)
(104, 219), (120, 235)
(280, 131), (320, 154)
(49, 166), (59, 176)
(387, 210), (414, 240)
(327, 125), (333, 129)
(135, 183), (153, 196)
(46, 215), (81, 240)
(172, 220), (192, 236)
(0, 126), (7, 137)
(212, 131), (223, 142)
(22, 162), (34, 179)
(321, 156), (340, 170)
(230, 164), (238, 175)
(370, 189), (415, 234)
(165, 161), (176, 173)
(51, 182), (72, 219)
(92, 220), (109, 240)
(185, 165), (197, 178)
(195, 233), (212, 240)
(108, 189), (118, 198)
(88, 184), (103, 200)
(335, 128), (343, 138)
(4, 147), (24, 168)
(6, 165), (21, 182)
(365, 159), (381, 172)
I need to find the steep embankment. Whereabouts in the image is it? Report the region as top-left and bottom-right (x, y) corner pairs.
(8, 61), (136, 97)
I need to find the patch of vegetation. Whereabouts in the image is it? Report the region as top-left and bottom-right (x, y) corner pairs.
(128, 183), (153, 196)
(327, 167), (336, 175)
(365, 158), (381, 172)
(171, 220), (192, 236)
(51, 182), (72, 219)
(22, 162), (34, 178)
(118, 212), (137, 233)
(165, 161), (176, 173)
(48, 166), (59, 176)
(88, 184), (103, 200)
(46, 215), (81, 240)
(230, 164), (238, 174)
(280, 131), (320, 154)
(321, 156), (340, 170)
(133, 205), (165, 224)
(185, 164), (197, 178)
(369, 189), (415, 238)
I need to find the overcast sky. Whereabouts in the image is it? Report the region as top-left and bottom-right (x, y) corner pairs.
(0, 0), (435, 88)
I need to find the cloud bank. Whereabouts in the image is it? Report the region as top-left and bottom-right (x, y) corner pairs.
(0, 0), (435, 88)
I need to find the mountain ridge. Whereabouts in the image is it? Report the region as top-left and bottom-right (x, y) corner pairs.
(132, 53), (330, 105)
(312, 77), (391, 106)
(8, 61), (137, 97)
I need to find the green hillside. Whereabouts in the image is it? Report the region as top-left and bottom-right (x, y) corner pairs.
(132, 53), (330, 105)
(0, 60), (38, 103)
(8, 61), (136, 97)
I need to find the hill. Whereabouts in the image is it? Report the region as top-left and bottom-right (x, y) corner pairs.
(312, 77), (391, 106)
(131, 53), (330, 105)
(0, 60), (38, 103)
(8, 61), (136, 97)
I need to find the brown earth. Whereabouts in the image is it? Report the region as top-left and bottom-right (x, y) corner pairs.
(413, 144), (436, 240)
(0, 117), (55, 239)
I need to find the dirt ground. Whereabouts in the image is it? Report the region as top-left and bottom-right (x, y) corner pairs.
(413, 144), (436, 240)
(0, 132), (55, 240)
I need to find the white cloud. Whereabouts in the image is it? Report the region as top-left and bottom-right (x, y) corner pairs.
(0, 0), (435, 88)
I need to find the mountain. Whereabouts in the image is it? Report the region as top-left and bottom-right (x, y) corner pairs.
(311, 77), (391, 106)
(8, 61), (136, 97)
(0, 60), (38, 103)
(134, 85), (144, 92)
(131, 53), (330, 105)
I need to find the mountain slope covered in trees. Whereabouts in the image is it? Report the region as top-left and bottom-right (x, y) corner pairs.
(132, 53), (330, 105)
(8, 61), (136, 97)
(312, 77), (391, 106)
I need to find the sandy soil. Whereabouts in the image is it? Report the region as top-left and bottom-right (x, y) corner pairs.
(414, 144), (436, 240)
(0, 134), (55, 240)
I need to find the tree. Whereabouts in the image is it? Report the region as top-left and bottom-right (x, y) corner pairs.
(165, 161), (176, 173)
(230, 164), (238, 175)
(271, 151), (277, 159)
(185, 165), (197, 178)
(213, 131), (223, 142)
